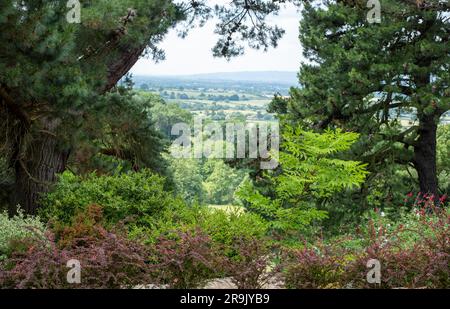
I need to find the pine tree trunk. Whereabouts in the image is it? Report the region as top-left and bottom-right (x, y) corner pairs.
(11, 118), (70, 215)
(413, 115), (439, 201)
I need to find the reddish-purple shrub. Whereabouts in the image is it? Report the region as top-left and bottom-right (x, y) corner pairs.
(345, 241), (448, 288)
(222, 237), (278, 289)
(0, 206), (153, 289)
(148, 228), (222, 289)
(0, 229), (152, 289)
(346, 209), (449, 288)
(282, 207), (449, 289)
(283, 242), (347, 289)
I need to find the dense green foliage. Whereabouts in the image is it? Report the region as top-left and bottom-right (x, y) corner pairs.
(0, 0), (294, 214)
(39, 170), (267, 248)
(237, 125), (368, 240)
(40, 170), (180, 227)
(437, 125), (450, 193)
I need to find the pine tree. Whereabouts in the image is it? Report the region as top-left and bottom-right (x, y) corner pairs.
(0, 0), (301, 214)
(0, 1), (183, 214)
(285, 0), (449, 202)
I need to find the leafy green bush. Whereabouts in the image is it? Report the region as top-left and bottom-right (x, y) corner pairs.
(40, 170), (184, 228)
(0, 209), (46, 260)
(437, 124), (450, 194)
(132, 204), (269, 254)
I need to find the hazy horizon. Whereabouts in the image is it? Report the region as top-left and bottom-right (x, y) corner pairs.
(132, 71), (299, 86)
(133, 70), (297, 77)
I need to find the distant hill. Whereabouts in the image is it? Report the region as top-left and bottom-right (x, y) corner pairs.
(141, 71), (298, 85)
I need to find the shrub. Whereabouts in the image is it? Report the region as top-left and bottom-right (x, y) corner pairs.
(345, 208), (450, 288)
(282, 207), (449, 289)
(51, 204), (106, 249)
(0, 209), (46, 260)
(0, 226), (152, 289)
(142, 208), (271, 289)
(198, 209), (269, 257)
(131, 204), (269, 252)
(40, 170), (185, 229)
(40, 169), (269, 255)
(148, 228), (222, 289)
(222, 237), (278, 289)
(344, 241), (449, 289)
(283, 243), (347, 289)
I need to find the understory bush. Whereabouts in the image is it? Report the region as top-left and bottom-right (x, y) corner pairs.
(198, 209), (269, 257)
(283, 207), (450, 289)
(35, 170), (272, 289)
(148, 228), (222, 289)
(344, 205), (449, 288)
(222, 237), (278, 289)
(148, 229), (277, 289)
(0, 209), (46, 260)
(40, 170), (183, 228)
(283, 241), (348, 288)
(0, 206), (152, 289)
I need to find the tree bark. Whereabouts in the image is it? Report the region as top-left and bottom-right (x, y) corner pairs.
(11, 118), (70, 215)
(102, 45), (146, 93)
(413, 114), (439, 202)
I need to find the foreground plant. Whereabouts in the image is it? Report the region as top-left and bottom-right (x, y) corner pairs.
(0, 209), (46, 261)
(283, 207), (450, 289)
(0, 205), (152, 289)
(148, 228), (222, 289)
(222, 237), (279, 289)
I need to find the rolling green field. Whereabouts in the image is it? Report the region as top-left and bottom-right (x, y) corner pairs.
(141, 87), (276, 121)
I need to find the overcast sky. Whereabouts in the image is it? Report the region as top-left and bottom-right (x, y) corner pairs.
(130, 4), (303, 76)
